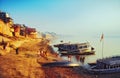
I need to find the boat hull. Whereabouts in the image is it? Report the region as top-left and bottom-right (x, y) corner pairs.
(88, 66), (120, 74)
(42, 61), (80, 67)
(60, 51), (95, 55)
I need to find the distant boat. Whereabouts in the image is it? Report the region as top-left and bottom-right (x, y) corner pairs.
(54, 42), (95, 55)
(88, 56), (120, 74)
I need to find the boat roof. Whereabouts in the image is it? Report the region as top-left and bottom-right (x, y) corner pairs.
(97, 56), (120, 65)
(60, 42), (90, 46)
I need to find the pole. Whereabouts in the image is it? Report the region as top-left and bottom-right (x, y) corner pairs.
(100, 33), (104, 59)
(102, 39), (104, 58)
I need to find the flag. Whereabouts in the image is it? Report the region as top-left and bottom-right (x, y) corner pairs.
(100, 34), (104, 42)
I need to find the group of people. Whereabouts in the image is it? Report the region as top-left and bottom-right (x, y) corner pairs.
(37, 48), (48, 58)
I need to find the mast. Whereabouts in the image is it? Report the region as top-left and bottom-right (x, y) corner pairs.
(102, 38), (104, 58)
(100, 33), (104, 58)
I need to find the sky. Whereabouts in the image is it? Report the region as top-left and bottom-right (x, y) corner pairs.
(1, 0), (120, 38)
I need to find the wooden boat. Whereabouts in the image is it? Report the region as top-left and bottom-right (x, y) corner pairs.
(54, 42), (95, 55)
(88, 56), (120, 74)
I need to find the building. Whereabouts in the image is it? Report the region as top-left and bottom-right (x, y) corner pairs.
(13, 24), (21, 37)
(25, 27), (37, 38)
(0, 11), (14, 36)
(0, 11), (13, 24)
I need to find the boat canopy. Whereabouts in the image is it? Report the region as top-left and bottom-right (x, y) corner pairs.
(97, 56), (120, 66)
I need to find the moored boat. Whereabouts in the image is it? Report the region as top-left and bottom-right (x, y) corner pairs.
(54, 42), (95, 55)
(88, 56), (120, 74)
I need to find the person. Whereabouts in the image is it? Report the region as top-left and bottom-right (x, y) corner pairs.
(37, 50), (41, 57)
(16, 48), (19, 54)
(38, 48), (44, 57)
(68, 55), (72, 61)
(3, 42), (9, 50)
(3, 43), (6, 49)
(75, 55), (80, 62)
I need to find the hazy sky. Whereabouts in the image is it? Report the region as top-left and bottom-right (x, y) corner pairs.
(1, 0), (120, 37)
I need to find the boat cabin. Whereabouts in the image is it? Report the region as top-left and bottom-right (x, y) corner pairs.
(57, 43), (78, 51)
(54, 42), (94, 53)
(96, 56), (120, 69)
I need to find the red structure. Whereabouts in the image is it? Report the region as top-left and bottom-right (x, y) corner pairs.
(13, 24), (20, 37)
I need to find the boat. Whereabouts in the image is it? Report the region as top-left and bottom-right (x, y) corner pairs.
(42, 61), (80, 67)
(88, 56), (120, 74)
(54, 42), (95, 55)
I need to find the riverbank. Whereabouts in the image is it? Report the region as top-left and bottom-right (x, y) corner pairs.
(0, 37), (119, 78)
(0, 37), (85, 78)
